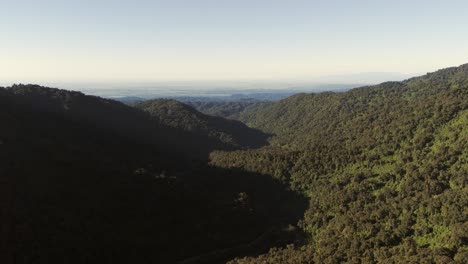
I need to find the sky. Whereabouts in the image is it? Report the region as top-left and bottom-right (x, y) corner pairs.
(1, 0), (468, 87)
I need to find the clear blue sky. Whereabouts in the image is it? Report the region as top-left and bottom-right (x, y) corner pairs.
(1, 0), (468, 85)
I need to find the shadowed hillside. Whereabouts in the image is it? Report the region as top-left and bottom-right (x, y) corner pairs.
(1, 63), (467, 264)
(186, 99), (266, 119)
(209, 64), (468, 263)
(134, 99), (269, 149)
(3, 85), (269, 158)
(0, 85), (306, 264)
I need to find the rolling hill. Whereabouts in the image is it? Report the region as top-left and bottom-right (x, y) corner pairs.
(0, 84), (304, 264)
(134, 99), (268, 148)
(209, 64), (468, 263)
(2, 63), (467, 263)
(186, 99), (266, 119)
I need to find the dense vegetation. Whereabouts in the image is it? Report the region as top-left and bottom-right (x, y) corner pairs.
(0, 85), (305, 263)
(209, 64), (468, 263)
(186, 99), (266, 119)
(134, 99), (268, 148)
(2, 63), (467, 264)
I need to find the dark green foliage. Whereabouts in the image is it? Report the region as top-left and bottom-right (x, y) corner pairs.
(0, 84), (305, 263)
(134, 98), (269, 149)
(2, 63), (468, 264)
(186, 99), (267, 119)
(212, 64), (468, 263)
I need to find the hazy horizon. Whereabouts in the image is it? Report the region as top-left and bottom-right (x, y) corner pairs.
(0, 70), (423, 91)
(2, 0), (468, 86)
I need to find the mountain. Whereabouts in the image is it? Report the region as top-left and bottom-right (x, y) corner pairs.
(113, 96), (145, 104)
(0, 84), (304, 264)
(185, 99), (266, 119)
(134, 99), (269, 148)
(209, 64), (468, 263)
(2, 63), (467, 264)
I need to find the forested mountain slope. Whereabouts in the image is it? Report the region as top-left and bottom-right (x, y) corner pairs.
(134, 99), (268, 148)
(2, 85), (269, 158)
(0, 85), (304, 264)
(2, 63), (467, 264)
(186, 99), (266, 119)
(209, 64), (468, 263)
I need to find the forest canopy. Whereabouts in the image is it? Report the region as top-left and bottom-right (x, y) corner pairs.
(1, 63), (467, 263)
(211, 64), (468, 263)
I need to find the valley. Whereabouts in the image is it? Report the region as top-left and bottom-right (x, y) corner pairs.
(1, 64), (467, 263)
